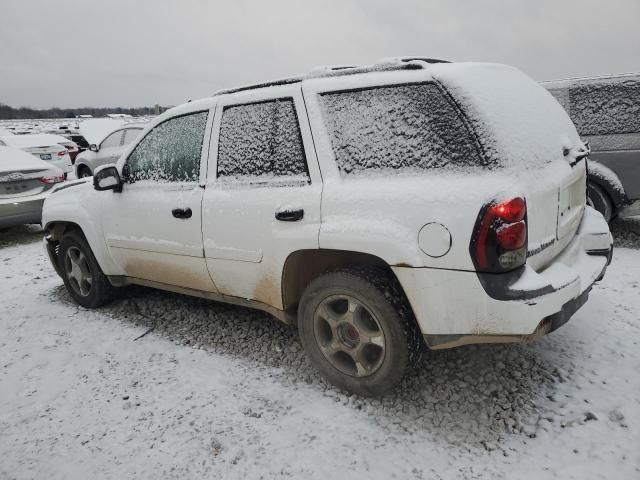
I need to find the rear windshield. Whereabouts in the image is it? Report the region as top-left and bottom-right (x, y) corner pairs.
(319, 83), (487, 175)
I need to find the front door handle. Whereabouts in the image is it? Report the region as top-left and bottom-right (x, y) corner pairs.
(172, 207), (192, 219)
(275, 208), (304, 222)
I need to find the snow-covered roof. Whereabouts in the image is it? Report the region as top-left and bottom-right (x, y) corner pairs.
(212, 57), (451, 96)
(540, 72), (640, 88)
(78, 119), (127, 145)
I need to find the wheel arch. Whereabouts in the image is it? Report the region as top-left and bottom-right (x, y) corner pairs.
(281, 249), (409, 312)
(587, 161), (629, 211)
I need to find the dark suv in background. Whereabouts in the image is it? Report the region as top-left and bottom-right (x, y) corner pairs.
(543, 74), (640, 222)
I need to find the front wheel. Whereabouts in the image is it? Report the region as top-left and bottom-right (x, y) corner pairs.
(298, 267), (419, 396)
(78, 166), (92, 178)
(59, 231), (113, 308)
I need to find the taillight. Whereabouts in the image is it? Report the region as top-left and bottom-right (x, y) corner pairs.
(57, 150), (67, 157)
(39, 174), (65, 185)
(470, 197), (528, 273)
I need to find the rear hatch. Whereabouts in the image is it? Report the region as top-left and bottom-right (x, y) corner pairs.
(433, 63), (587, 270)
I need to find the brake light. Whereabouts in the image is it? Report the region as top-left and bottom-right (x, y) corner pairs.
(57, 150), (67, 157)
(470, 197), (528, 273)
(39, 174), (65, 185)
(491, 197), (526, 223)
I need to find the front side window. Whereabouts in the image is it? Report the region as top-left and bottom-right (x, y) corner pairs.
(100, 131), (123, 149)
(569, 79), (640, 136)
(123, 128), (142, 146)
(319, 83), (485, 175)
(216, 98), (309, 182)
(126, 111), (208, 183)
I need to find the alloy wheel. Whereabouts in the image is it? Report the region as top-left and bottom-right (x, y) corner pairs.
(313, 295), (386, 377)
(64, 246), (93, 297)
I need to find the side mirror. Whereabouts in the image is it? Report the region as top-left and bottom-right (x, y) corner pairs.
(89, 144), (99, 153)
(93, 164), (123, 192)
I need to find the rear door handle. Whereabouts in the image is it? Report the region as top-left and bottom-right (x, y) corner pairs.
(275, 208), (304, 222)
(172, 207), (192, 219)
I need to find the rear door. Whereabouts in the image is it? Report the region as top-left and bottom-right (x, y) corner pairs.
(100, 110), (217, 292)
(202, 85), (322, 309)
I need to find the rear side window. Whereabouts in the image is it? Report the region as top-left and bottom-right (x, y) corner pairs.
(319, 83), (485, 175)
(216, 99), (309, 182)
(126, 111), (208, 183)
(569, 79), (640, 136)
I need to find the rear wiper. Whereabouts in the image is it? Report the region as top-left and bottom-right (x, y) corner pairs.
(566, 140), (590, 167)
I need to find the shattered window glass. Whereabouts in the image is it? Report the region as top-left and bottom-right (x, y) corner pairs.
(569, 79), (640, 136)
(319, 83), (485, 175)
(217, 99), (309, 181)
(126, 111), (208, 183)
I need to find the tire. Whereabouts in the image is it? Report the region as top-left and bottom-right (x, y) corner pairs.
(78, 166), (92, 178)
(587, 181), (614, 222)
(297, 266), (421, 397)
(59, 230), (113, 308)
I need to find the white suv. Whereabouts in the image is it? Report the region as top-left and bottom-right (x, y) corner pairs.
(42, 58), (613, 396)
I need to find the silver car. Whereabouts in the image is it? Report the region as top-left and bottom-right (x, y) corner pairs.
(543, 74), (640, 221)
(0, 146), (65, 228)
(74, 125), (144, 178)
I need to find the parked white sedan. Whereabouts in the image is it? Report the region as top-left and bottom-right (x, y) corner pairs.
(0, 133), (73, 178)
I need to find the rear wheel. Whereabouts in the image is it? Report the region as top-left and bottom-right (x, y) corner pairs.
(59, 231), (113, 308)
(298, 267), (419, 396)
(587, 181), (614, 222)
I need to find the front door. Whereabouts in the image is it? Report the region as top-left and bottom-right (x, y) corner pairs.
(202, 85), (322, 309)
(101, 109), (217, 292)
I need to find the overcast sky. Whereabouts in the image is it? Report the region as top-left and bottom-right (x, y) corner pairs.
(1, 0), (639, 108)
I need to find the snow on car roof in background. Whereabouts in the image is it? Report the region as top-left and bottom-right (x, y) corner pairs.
(0, 133), (69, 148)
(78, 118), (148, 145)
(0, 146), (53, 173)
(78, 119), (126, 145)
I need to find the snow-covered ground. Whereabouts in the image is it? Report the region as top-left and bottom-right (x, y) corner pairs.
(1, 224), (639, 479)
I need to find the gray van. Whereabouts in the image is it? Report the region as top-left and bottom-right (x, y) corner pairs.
(543, 74), (640, 221)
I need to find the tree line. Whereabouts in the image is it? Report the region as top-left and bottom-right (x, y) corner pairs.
(0, 103), (161, 120)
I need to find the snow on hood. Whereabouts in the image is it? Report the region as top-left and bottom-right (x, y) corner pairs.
(0, 146), (54, 173)
(0, 133), (69, 148)
(78, 119), (127, 145)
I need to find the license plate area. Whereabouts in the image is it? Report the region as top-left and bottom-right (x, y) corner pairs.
(40, 153), (52, 160)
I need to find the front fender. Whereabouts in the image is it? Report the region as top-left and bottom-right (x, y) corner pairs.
(42, 183), (124, 276)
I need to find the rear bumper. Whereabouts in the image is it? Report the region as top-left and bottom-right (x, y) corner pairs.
(392, 206), (612, 348)
(0, 195), (46, 228)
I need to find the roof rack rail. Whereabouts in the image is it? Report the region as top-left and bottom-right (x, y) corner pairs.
(212, 56), (452, 96)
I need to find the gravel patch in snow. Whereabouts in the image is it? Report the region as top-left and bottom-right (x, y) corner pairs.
(1, 223), (639, 478)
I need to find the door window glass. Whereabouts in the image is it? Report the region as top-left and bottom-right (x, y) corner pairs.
(100, 131), (123, 149)
(126, 111), (208, 183)
(123, 128), (142, 146)
(217, 98), (309, 182)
